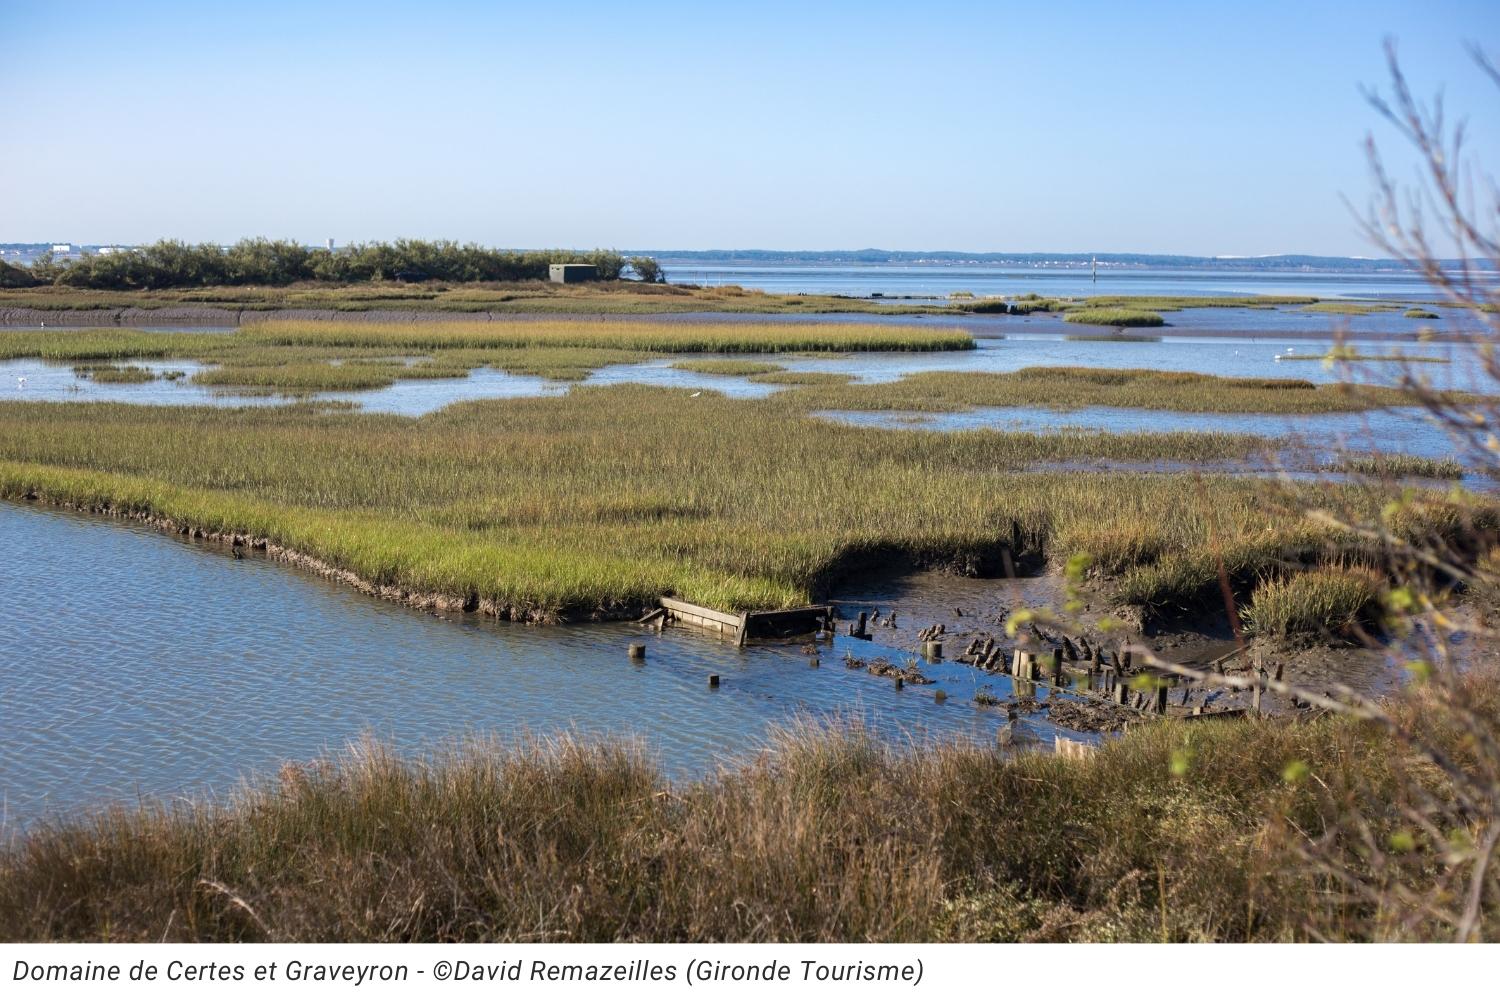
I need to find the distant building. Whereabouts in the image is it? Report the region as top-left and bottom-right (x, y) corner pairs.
(548, 263), (598, 284)
(50, 243), (72, 254)
(326, 238), (335, 250)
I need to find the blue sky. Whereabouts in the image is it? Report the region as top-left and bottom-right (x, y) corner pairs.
(2, 1), (1496, 255)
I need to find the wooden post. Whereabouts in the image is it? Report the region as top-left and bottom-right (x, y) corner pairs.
(1154, 684), (1169, 714)
(1120, 647), (1133, 673)
(1050, 648), (1063, 684)
(934, 689), (947, 703)
(924, 640), (943, 660)
(708, 674), (720, 688)
(628, 642), (646, 660)
(1252, 668), (1266, 715)
(894, 677), (904, 690)
(853, 612), (868, 639)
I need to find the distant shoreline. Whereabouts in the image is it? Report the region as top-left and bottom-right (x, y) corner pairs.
(0, 305), (1482, 342)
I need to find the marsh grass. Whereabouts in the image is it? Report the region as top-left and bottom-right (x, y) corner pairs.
(670, 359), (786, 376)
(1063, 308), (1167, 328)
(1404, 308), (1441, 319)
(1240, 566), (1385, 636)
(71, 364), (160, 384)
(3, 685), (1489, 942)
(240, 319), (974, 354)
(788, 367), (1435, 414)
(0, 385), (1487, 624)
(0, 322), (966, 387)
(1302, 301), (1400, 315)
(191, 363), (408, 392)
(1335, 453), (1466, 479)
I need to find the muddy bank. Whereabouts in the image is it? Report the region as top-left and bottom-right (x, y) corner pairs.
(827, 566), (1426, 717)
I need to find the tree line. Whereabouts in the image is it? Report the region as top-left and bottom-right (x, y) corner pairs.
(6, 240), (665, 289)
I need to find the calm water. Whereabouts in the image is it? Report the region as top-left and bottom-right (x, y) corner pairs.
(0, 502), (1072, 829)
(4, 333), (1492, 416)
(657, 261), (1459, 300)
(817, 405), (1462, 464)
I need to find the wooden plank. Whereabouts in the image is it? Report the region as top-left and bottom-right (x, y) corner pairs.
(660, 597), (743, 629)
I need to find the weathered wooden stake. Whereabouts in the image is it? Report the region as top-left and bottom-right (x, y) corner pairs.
(1252, 668), (1266, 715)
(934, 689), (947, 703)
(628, 642), (646, 660)
(1154, 684), (1169, 714)
(1050, 648), (1063, 683)
(894, 677), (904, 690)
(708, 674), (720, 688)
(924, 640), (943, 660)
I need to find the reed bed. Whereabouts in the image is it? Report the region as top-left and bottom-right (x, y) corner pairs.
(0, 386), (1485, 624)
(670, 359), (786, 376)
(239, 319), (974, 354)
(72, 363), (161, 383)
(1063, 308), (1167, 328)
(4, 675), (1492, 943)
(1301, 301), (1400, 315)
(1241, 567), (1385, 636)
(788, 367), (1435, 414)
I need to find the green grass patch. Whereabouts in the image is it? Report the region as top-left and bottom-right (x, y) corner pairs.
(788, 367), (1442, 414)
(192, 363), (402, 391)
(1301, 301), (1399, 315)
(1241, 567), (1384, 637)
(0, 386), (1490, 625)
(1063, 308), (1166, 328)
(71, 364), (160, 384)
(240, 319), (974, 354)
(671, 359), (786, 376)
(1404, 308), (1441, 320)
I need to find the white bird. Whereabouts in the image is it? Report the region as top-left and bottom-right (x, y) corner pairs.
(689, 391), (702, 397)
(15, 376), (25, 389)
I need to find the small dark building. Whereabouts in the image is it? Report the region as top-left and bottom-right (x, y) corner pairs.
(548, 263), (598, 284)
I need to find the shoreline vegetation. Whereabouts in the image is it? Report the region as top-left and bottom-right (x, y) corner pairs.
(0, 372), (1490, 627)
(0, 249), (1476, 326)
(4, 670), (1495, 941)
